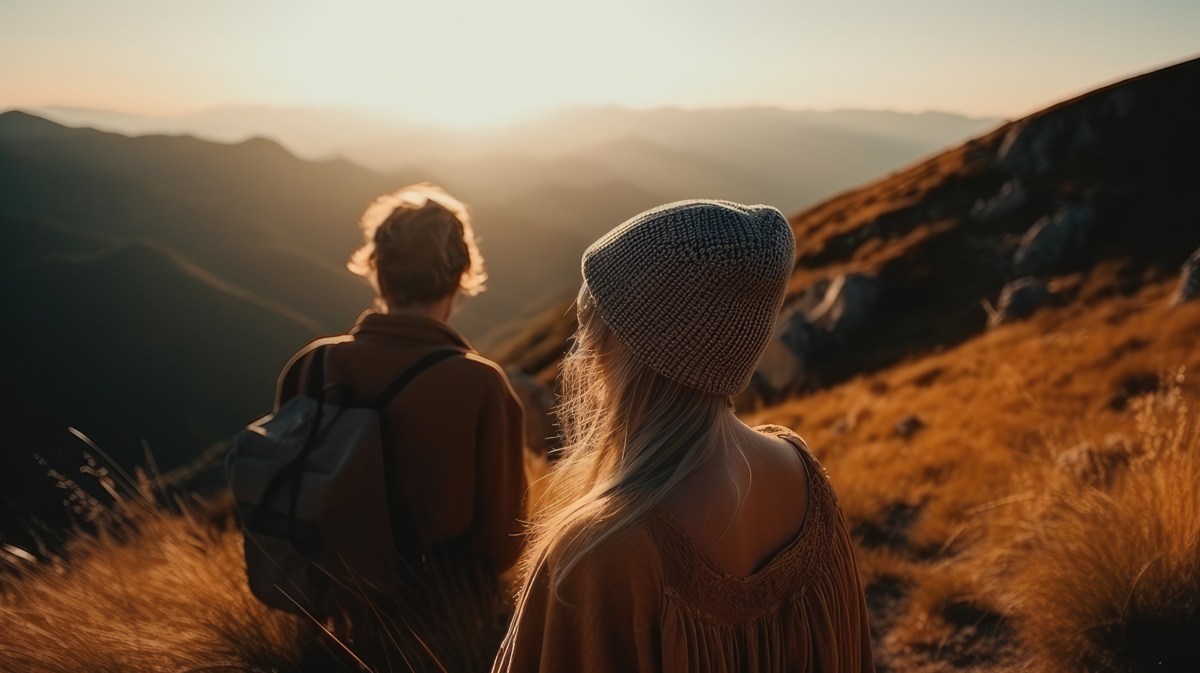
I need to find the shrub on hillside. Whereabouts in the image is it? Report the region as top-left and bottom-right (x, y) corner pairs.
(998, 383), (1200, 673)
(0, 491), (317, 672)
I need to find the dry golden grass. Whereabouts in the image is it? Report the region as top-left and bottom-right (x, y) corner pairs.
(0, 492), (314, 673)
(986, 385), (1200, 673)
(0, 445), (553, 673)
(863, 385), (1199, 673)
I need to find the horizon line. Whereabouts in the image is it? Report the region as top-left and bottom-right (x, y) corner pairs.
(10, 100), (1006, 133)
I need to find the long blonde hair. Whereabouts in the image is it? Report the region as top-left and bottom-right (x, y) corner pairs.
(518, 284), (740, 596)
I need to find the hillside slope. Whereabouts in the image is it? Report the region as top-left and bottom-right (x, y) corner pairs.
(502, 56), (1200, 392)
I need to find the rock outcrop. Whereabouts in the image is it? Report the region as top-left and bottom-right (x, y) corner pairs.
(781, 274), (879, 351)
(989, 277), (1050, 326)
(970, 179), (1027, 223)
(1013, 204), (1094, 277)
(760, 273), (880, 396)
(1171, 247), (1200, 306)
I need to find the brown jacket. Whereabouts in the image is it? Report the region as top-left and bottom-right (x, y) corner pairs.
(276, 310), (527, 575)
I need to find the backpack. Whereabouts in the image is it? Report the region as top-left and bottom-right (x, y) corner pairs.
(228, 344), (461, 617)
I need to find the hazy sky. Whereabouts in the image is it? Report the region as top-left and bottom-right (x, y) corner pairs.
(3, 0), (1198, 128)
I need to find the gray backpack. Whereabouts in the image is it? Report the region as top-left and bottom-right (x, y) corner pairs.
(229, 345), (461, 617)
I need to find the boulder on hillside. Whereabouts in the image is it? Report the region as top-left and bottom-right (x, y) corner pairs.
(779, 274), (880, 356)
(808, 273), (880, 333)
(764, 273), (880, 393)
(989, 277), (1050, 327)
(1170, 247), (1200, 306)
(1013, 203), (1094, 276)
(787, 276), (835, 317)
(776, 280), (833, 359)
(969, 179), (1027, 223)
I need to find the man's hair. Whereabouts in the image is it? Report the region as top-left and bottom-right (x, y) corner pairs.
(348, 183), (486, 306)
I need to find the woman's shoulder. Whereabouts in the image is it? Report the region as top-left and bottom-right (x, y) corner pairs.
(753, 424), (845, 507)
(753, 424), (825, 473)
(753, 423), (811, 450)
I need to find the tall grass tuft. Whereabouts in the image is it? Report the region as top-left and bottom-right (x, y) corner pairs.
(997, 377), (1200, 673)
(0, 490), (317, 672)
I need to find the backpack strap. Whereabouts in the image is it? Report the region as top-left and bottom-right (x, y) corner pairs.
(302, 343), (328, 397)
(372, 347), (463, 559)
(251, 346), (462, 552)
(372, 348), (464, 411)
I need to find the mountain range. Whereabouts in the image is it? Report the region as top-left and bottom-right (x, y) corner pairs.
(0, 103), (993, 542)
(36, 105), (997, 208)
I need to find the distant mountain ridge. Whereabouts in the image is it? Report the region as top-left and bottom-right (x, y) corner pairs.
(34, 103), (996, 156)
(33, 104), (998, 214)
(0, 102), (998, 542)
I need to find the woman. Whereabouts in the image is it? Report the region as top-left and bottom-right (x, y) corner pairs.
(276, 184), (527, 671)
(494, 200), (874, 672)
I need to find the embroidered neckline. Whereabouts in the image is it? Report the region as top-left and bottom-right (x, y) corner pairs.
(646, 425), (836, 623)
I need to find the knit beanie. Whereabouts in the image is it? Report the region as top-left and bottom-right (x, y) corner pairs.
(581, 199), (796, 396)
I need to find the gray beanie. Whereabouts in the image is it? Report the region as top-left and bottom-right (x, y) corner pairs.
(581, 199), (795, 396)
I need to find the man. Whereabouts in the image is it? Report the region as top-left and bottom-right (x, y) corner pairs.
(276, 184), (526, 671)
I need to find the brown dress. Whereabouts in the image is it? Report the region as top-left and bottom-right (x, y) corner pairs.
(493, 426), (875, 673)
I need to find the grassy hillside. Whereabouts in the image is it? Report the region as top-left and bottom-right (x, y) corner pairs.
(754, 282), (1200, 671)
(502, 57), (1200, 386)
